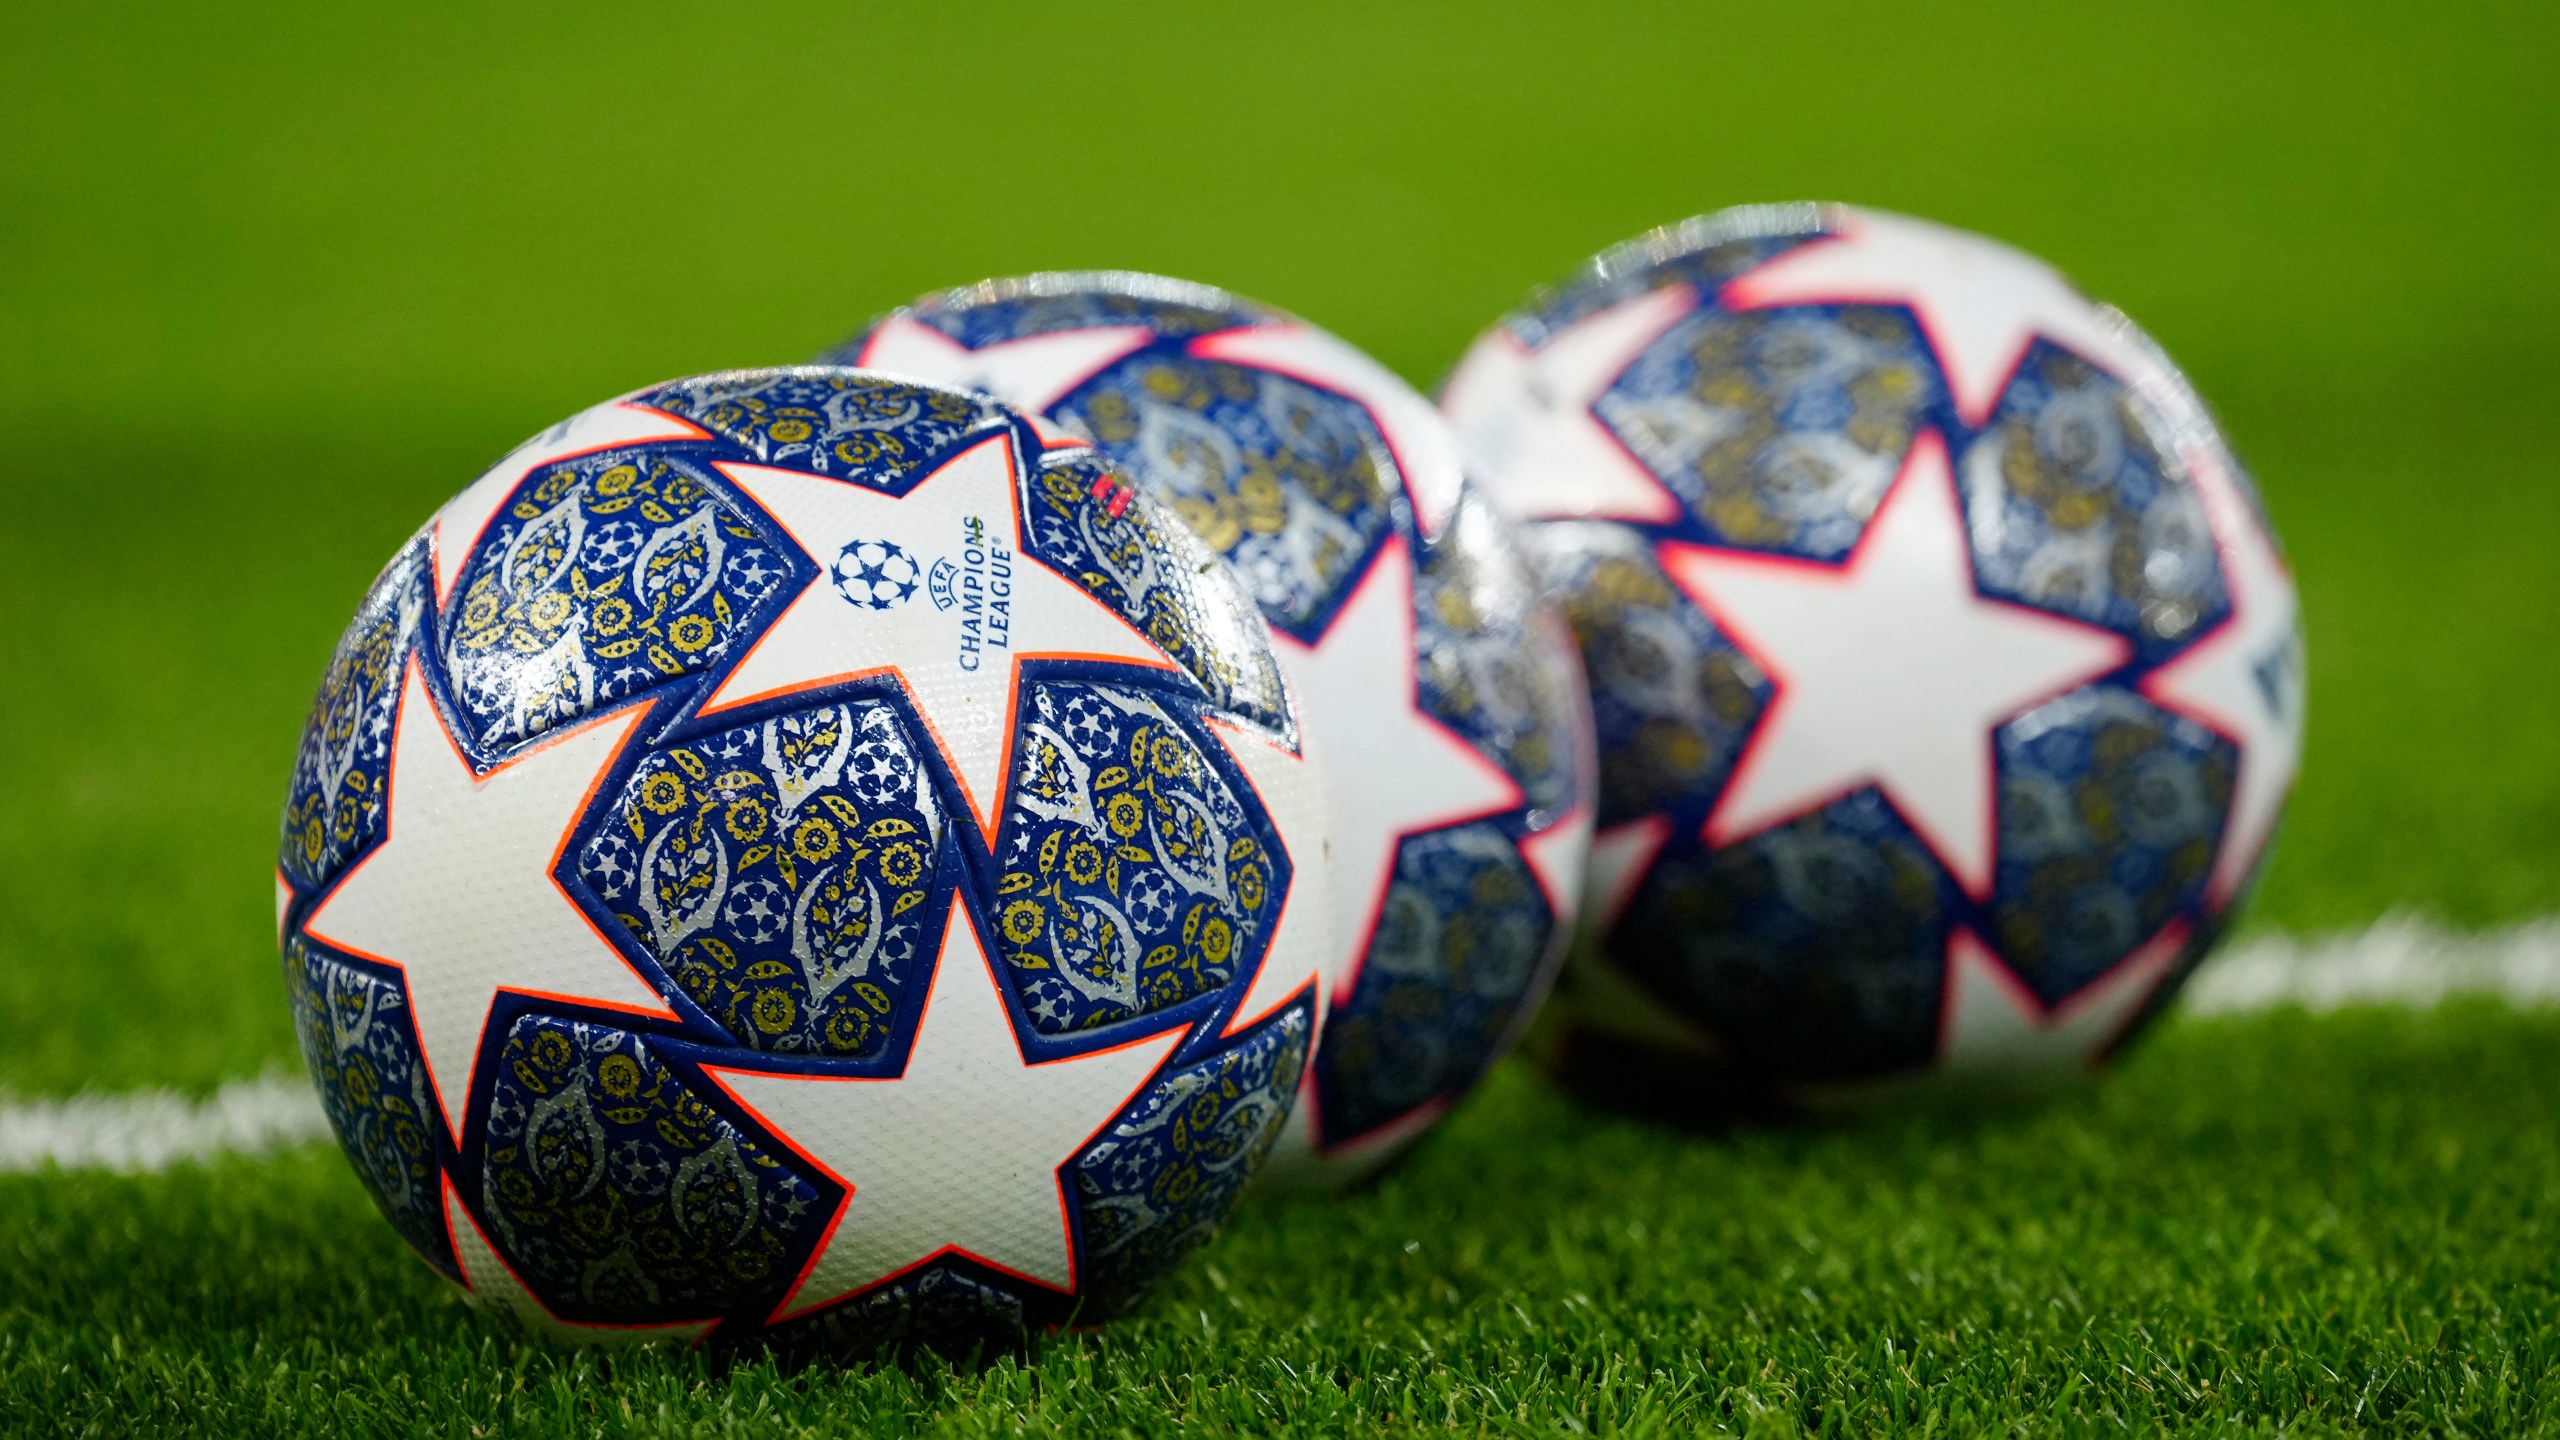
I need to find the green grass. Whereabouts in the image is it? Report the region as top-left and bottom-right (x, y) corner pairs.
(3, 0), (2557, 1431)
(7, 1003), (2558, 1436)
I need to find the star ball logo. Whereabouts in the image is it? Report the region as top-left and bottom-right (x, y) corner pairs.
(830, 538), (923, 611)
(831, 521), (1015, 671)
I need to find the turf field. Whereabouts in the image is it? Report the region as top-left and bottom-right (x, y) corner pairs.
(2, 0), (2556, 1432)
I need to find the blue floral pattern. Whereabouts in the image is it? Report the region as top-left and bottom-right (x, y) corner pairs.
(480, 1016), (826, 1327)
(1962, 344), (2231, 662)
(440, 449), (785, 756)
(284, 938), (453, 1277)
(1317, 827), (1551, 1141)
(862, 272), (1265, 351)
(1525, 521), (1769, 830)
(1595, 303), (1940, 559)
(637, 368), (1006, 488)
(1020, 446), (1291, 736)
(1992, 686), (2236, 1005)
(1614, 789), (1961, 1079)
(279, 541), (426, 893)
(1074, 998), (1311, 1316)
(579, 701), (947, 1059)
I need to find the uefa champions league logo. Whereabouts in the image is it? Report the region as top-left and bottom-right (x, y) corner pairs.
(830, 523), (1015, 670)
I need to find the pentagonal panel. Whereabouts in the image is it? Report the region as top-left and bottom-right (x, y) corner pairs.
(1596, 303), (1941, 557)
(1527, 521), (1770, 831)
(284, 937), (454, 1277)
(279, 540), (427, 892)
(991, 681), (1284, 1037)
(1992, 685), (2237, 1006)
(479, 1014), (829, 1326)
(1616, 789), (1962, 1079)
(439, 449), (787, 755)
(577, 698), (948, 1058)
(1318, 823), (1552, 1143)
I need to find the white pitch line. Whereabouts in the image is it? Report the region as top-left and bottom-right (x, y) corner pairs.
(0, 1072), (328, 1175)
(2178, 912), (2560, 1015)
(3, 916), (2556, 1175)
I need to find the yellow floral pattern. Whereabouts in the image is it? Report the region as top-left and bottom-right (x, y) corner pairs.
(285, 938), (451, 1277)
(1060, 356), (1394, 639)
(1021, 447), (1290, 736)
(280, 541), (425, 890)
(640, 369), (1003, 488)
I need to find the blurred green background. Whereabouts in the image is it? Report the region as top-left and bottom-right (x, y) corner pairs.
(3, 0), (2555, 1096)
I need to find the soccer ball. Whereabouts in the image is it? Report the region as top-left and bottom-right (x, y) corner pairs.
(275, 368), (1334, 1348)
(829, 273), (1597, 1185)
(1439, 205), (2305, 1104)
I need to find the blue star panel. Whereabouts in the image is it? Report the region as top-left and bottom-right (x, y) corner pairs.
(579, 700), (946, 1060)
(285, 938), (454, 1277)
(279, 540), (427, 896)
(643, 369), (1004, 488)
(1613, 789), (1963, 1078)
(992, 680), (1285, 1038)
(1990, 687), (2236, 1006)
(1071, 1001), (1310, 1315)
(480, 1016), (827, 1325)
(1018, 445), (1291, 737)
(439, 451), (787, 755)
(1055, 352), (1398, 640)
(904, 274), (1261, 349)
(1594, 304), (1943, 561)
(1969, 344), (2233, 664)
(1506, 210), (1816, 346)
(1522, 521), (1772, 831)
(1318, 824), (1552, 1140)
